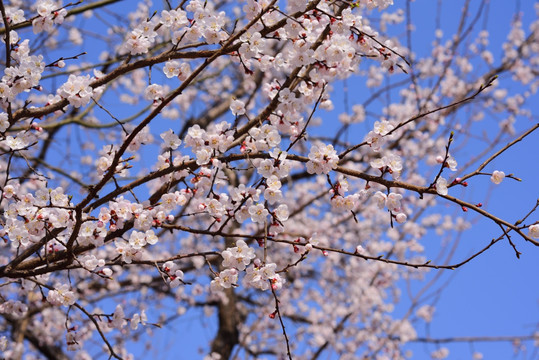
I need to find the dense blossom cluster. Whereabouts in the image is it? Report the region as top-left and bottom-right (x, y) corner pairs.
(0, 0), (537, 359)
(57, 74), (94, 108)
(306, 143), (339, 174)
(0, 40), (44, 104)
(33, 0), (67, 33)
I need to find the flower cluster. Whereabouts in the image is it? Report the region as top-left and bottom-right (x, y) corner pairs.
(370, 154), (403, 177)
(306, 143), (339, 174)
(0, 40), (45, 104)
(4, 131), (37, 151)
(252, 149), (291, 179)
(331, 194), (360, 212)
(221, 240), (256, 271)
(109, 221), (164, 262)
(33, 0), (67, 33)
(0, 300), (28, 319)
(372, 191), (407, 222)
(242, 124), (282, 153)
(239, 31), (267, 59)
(243, 262), (285, 291)
(184, 122), (235, 164)
(329, 177), (361, 212)
(57, 75), (94, 107)
(160, 9), (189, 31)
(162, 261), (185, 288)
(264, 175), (283, 205)
(3, 185), (72, 250)
(210, 268), (239, 290)
(163, 60), (191, 81)
(121, 18), (158, 55)
(47, 284), (77, 307)
(79, 254), (106, 271)
(2, 7), (25, 26)
(130, 310), (147, 330)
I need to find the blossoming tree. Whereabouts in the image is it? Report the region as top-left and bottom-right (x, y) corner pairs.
(0, 0), (538, 359)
